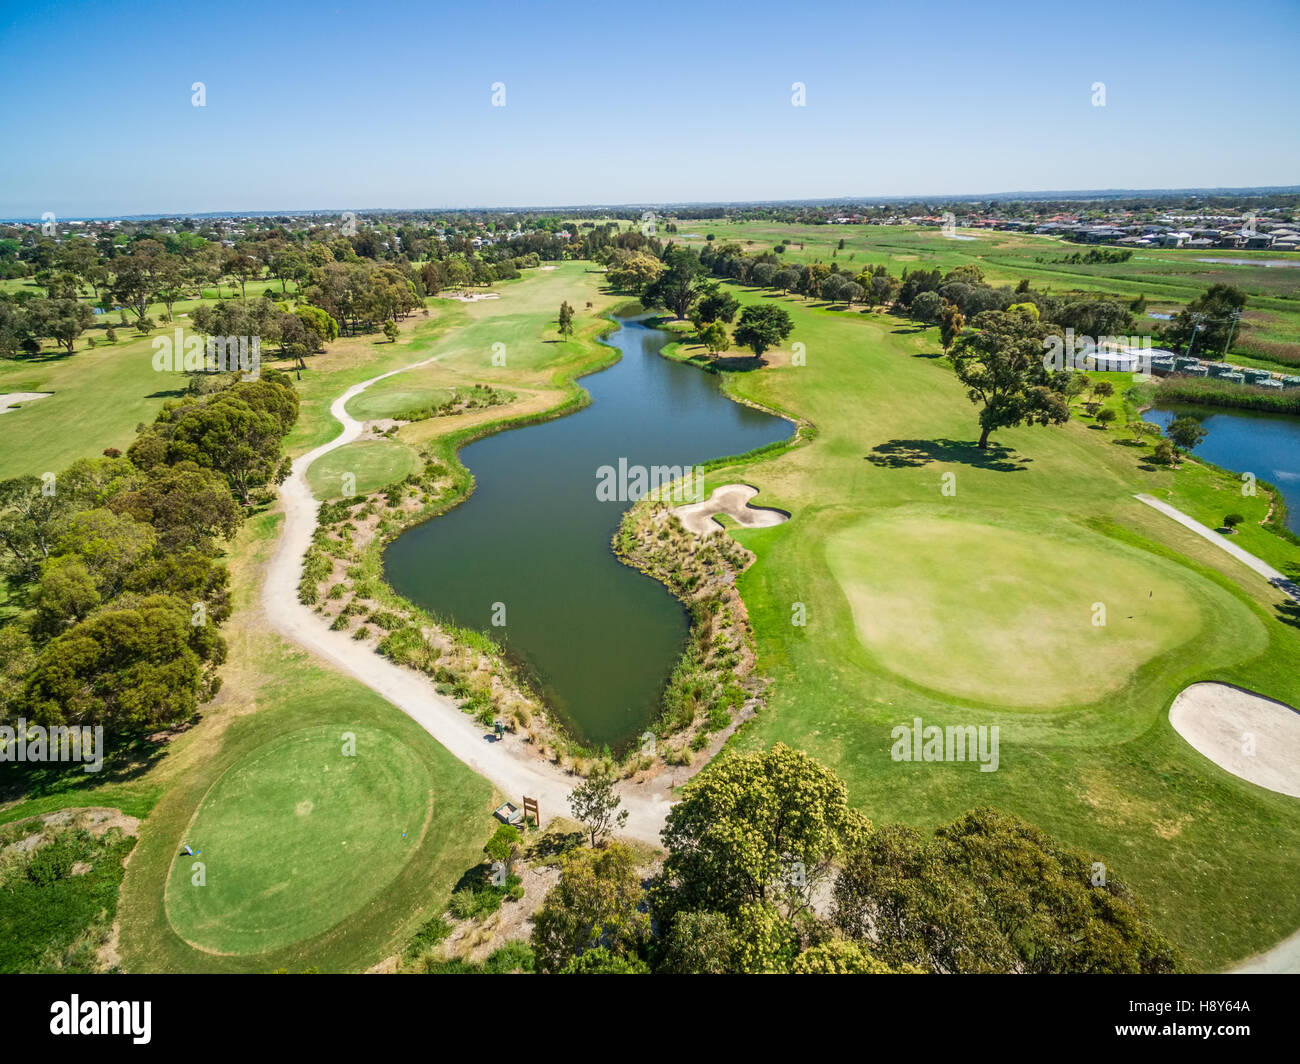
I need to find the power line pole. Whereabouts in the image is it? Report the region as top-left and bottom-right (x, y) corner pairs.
(1223, 308), (1243, 357)
(1186, 313), (1204, 360)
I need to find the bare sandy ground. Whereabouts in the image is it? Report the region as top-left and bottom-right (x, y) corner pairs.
(438, 292), (500, 303)
(1170, 681), (1300, 973)
(672, 483), (789, 536)
(1169, 682), (1300, 798)
(261, 354), (672, 845)
(0, 392), (52, 413)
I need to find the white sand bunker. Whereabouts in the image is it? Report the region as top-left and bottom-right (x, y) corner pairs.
(1170, 683), (1300, 798)
(672, 483), (789, 536)
(439, 292), (500, 303)
(0, 392), (52, 414)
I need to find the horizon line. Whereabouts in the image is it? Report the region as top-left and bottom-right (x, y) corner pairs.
(4, 184), (1299, 225)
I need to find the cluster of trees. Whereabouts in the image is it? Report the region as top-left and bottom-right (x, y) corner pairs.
(0, 294), (96, 357)
(0, 217), (572, 362)
(531, 746), (1180, 974)
(298, 259), (420, 336)
(1163, 284), (1249, 358)
(191, 299), (338, 367)
(0, 372), (299, 732)
(602, 245), (796, 360)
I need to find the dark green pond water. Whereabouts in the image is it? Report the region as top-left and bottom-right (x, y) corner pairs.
(1143, 403), (1300, 532)
(383, 315), (792, 750)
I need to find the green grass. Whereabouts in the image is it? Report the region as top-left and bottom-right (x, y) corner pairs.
(306, 438), (419, 500)
(163, 724), (434, 955)
(0, 328), (183, 479)
(2, 264), (624, 972)
(677, 279), (1300, 971)
(0, 280), (309, 481)
(2, 504), (497, 973)
(671, 220), (1300, 361)
(824, 511), (1246, 709)
(345, 383), (454, 420)
(0, 816), (136, 973)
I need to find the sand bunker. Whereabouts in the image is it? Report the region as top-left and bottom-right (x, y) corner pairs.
(1170, 683), (1300, 798)
(672, 483), (789, 536)
(439, 292), (500, 303)
(0, 392), (52, 414)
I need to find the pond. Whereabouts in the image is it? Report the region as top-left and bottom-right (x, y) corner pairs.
(1143, 404), (1300, 533)
(384, 314), (792, 750)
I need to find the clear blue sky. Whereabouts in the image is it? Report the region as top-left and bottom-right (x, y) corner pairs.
(1, 0), (1297, 217)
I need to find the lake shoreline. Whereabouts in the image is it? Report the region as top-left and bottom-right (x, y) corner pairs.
(379, 308), (792, 759)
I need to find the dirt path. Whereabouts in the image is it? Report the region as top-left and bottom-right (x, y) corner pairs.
(1231, 931), (1300, 973)
(1135, 493), (1300, 602)
(261, 355), (673, 845)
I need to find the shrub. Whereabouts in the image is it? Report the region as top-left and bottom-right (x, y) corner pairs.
(405, 915), (453, 956)
(25, 839), (77, 886)
(706, 705), (732, 732)
(449, 889), (480, 920)
(485, 824), (519, 865)
(1151, 440), (1177, 466)
(484, 941), (535, 973)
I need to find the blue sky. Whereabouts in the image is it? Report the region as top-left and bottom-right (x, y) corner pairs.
(1, 0), (1297, 217)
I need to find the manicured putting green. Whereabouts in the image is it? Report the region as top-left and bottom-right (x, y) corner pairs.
(165, 725), (433, 955)
(345, 382), (451, 421)
(306, 439), (417, 500)
(826, 514), (1207, 708)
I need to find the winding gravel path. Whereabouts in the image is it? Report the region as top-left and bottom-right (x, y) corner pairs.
(254, 387), (1300, 962)
(260, 356), (673, 844)
(1135, 493), (1300, 602)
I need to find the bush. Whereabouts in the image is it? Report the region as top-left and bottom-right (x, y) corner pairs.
(1224, 513), (1245, 529)
(25, 840), (76, 886)
(484, 941), (535, 973)
(405, 914), (453, 956)
(1151, 440), (1177, 466)
(706, 705), (732, 732)
(377, 625), (428, 666)
(449, 889), (480, 920)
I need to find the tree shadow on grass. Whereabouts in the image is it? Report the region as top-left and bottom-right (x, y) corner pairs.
(1276, 597), (1300, 630)
(451, 861), (492, 895)
(709, 355), (766, 372)
(0, 731), (167, 807)
(529, 828), (585, 860)
(866, 438), (1031, 472)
